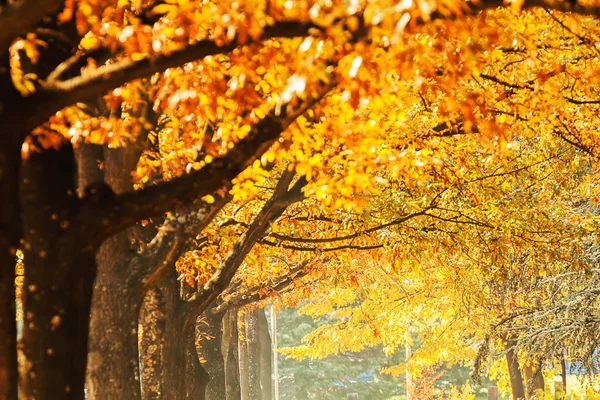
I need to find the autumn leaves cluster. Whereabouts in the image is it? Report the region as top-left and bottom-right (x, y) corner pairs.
(3, 0), (600, 398)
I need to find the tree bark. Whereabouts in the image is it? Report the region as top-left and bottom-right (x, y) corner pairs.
(0, 245), (17, 400)
(161, 276), (209, 399)
(239, 313), (250, 400)
(140, 288), (166, 400)
(85, 142), (148, 400)
(86, 239), (144, 399)
(222, 309), (241, 400)
(161, 277), (189, 400)
(20, 143), (95, 400)
(0, 62), (24, 399)
(246, 309), (262, 400)
(561, 354), (567, 393)
(187, 318), (210, 399)
(258, 309), (273, 400)
(505, 340), (526, 400)
(74, 144), (104, 198)
(523, 363), (544, 398)
(199, 309), (227, 400)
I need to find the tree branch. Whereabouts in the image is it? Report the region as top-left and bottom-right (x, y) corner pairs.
(6, 0), (598, 139)
(260, 239), (384, 252)
(71, 80), (335, 251)
(267, 210), (427, 244)
(478, 0), (600, 18)
(9, 20), (322, 134)
(212, 259), (311, 314)
(0, 0), (64, 56)
(184, 168), (306, 314)
(138, 191), (233, 291)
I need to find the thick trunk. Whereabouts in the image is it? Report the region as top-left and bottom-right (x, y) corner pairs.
(85, 142), (149, 399)
(0, 242), (17, 400)
(73, 144), (104, 198)
(258, 309), (272, 400)
(85, 235), (144, 399)
(505, 341), (526, 400)
(140, 288), (166, 400)
(0, 78), (24, 398)
(162, 277), (211, 399)
(199, 310), (226, 400)
(187, 318), (210, 399)
(246, 309), (262, 400)
(162, 277), (191, 400)
(20, 144), (95, 400)
(222, 309), (241, 400)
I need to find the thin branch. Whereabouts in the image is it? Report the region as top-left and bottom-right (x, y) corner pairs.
(212, 259), (311, 314)
(553, 128), (596, 158)
(544, 8), (600, 54)
(267, 211), (426, 244)
(478, 73), (534, 90)
(564, 97), (600, 105)
(260, 239), (384, 252)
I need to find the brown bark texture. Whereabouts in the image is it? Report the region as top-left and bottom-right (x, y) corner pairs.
(0, 61), (25, 400)
(140, 288), (166, 400)
(198, 309), (227, 400)
(85, 142), (148, 400)
(161, 276), (210, 400)
(246, 309), (262, 400)
(523, 363), (545, 398)
(239, 312), (250, 400)
(258, 309), (273, 400)
(222, 309), (242, 400)
(505, 340), (526, 400)
(20, 144), (95, 400)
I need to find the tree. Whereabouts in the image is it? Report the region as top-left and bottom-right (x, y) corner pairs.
(3, 0), (600, 398)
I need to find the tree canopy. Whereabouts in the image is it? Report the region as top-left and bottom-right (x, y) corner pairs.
(3, 0), (600, 399)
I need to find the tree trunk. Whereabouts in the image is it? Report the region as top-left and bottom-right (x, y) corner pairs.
(0, 236), (17, 400)
(199, 309), (226, 400)
(0, 74), (25, 398)
(222, 309), (241, 400)
(258, 309), (273, 400)
(85, 232), (145, 399)
(523, 363), (544, 398)
(140, 288), (166, 400)
(561, 353), (567, 393)
(187, 315), (210, 399)
(85, 142), (149, 400)
(161, 275), (212, 399)
(505, 341), (526, 400)
(161, 277), (188, 400)
(20, 144), (95, 400)
(246, 309), (262, 400)
(239, 312), (250, 400)
(73, 143), (104, 198)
